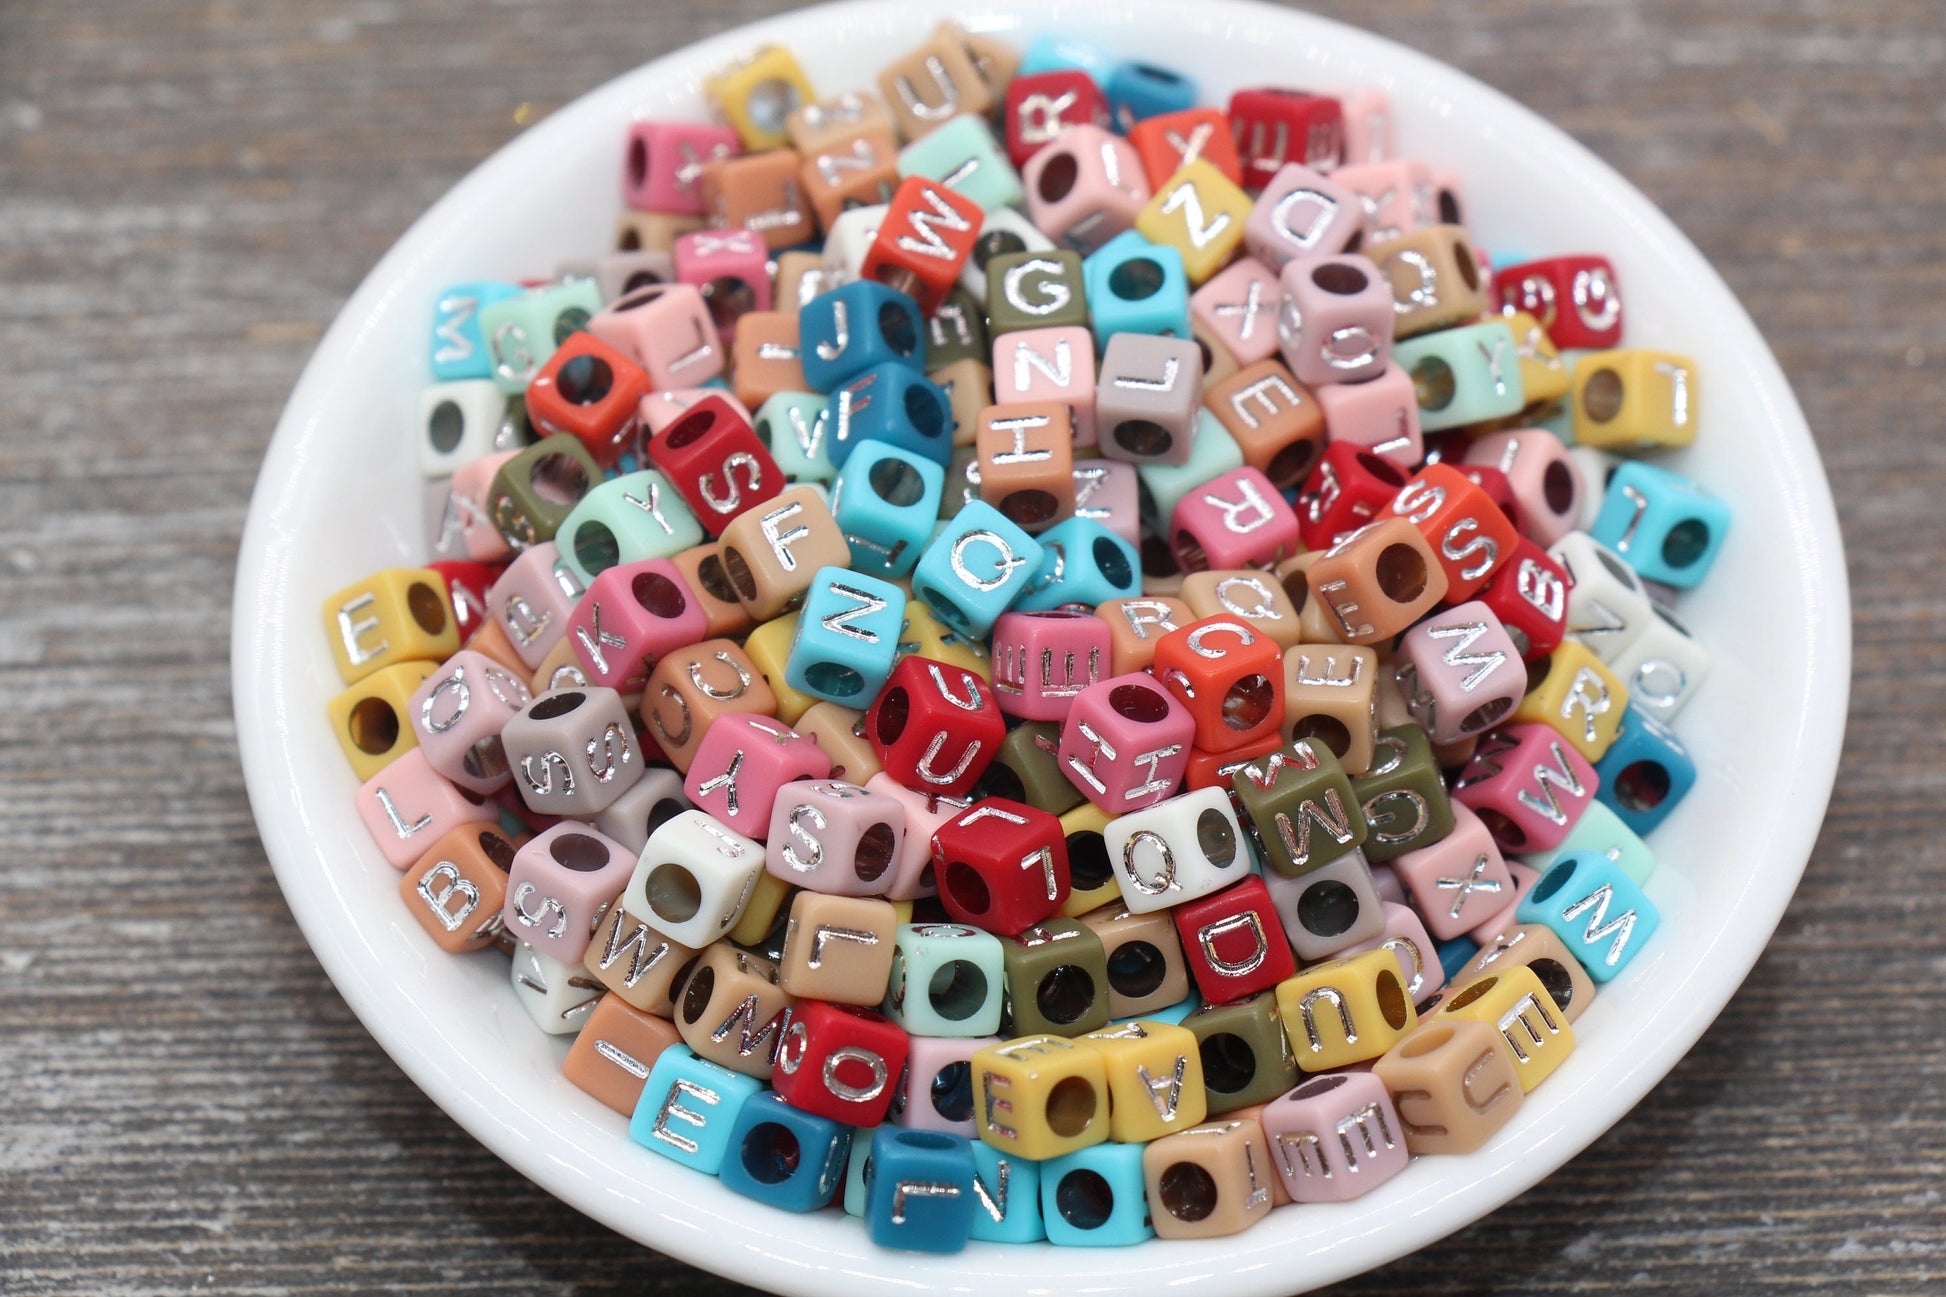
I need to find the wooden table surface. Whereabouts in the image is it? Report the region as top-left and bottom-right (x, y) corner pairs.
(3, 0), (1940, 1292)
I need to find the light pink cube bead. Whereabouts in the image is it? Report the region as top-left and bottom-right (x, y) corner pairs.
(565, 559), (708, 694)
(1462, 429), (1585, 548)
(893, 1033), (999, 1137)
(1058, 673), (1197, 814)
(1277, 254), (1395, 387)
(587, 282), (724, 391)
(622, 121), (740, 215)
(1468, 861), (1543, 944)
(640, 387), (753, 438)
(992, 326), (1097, 446)
(408, 649), (534, 794)
(1332, 159), (1434, 244)
(1394, 601), (1526, 745)
(1072, 458), (1140, 543)
(1260, 1071), (1409, 1203)
(673, 228), (772, 340)
(1190, 258), (1283, 368)
(1020, 123), (1151, 255)
(1452, 723), (1599, 855)
(1243, 163), (1364, 270)
(449, 448), (520, 561)
(683, 713), (833, 840)
(355, 748), (497, 870)
(764, 778), (909, 896)
(863, 775), (968, 900)
(1392, 803), (1517, 941)
(1317, 361), (1421, 469)
(486, 542), (582, 670)
(1337, 901), (1447, 1004)
(1170, 465), (1301, 572)
(1334, 87), (1394, 168)
(502, 822), (635, 963)
(990, 610), (1112, 721)
(1369, 861), (1405, 907)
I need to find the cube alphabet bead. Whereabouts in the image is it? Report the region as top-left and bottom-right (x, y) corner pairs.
(1230, 738), (1367, 877)
(1173, 876), (1296, 1004)
(509, 940), (606, 1035)
(1079, 904), (1192, 1020)
(1080, 1019), (1207, 1143)
(1571, 348), (1697, 450)
(1058, 801), (1124, 919)
(1436, 964), (1575, 1091)
(990, 610), (1108, 722)
(500, 685), (642, 818)
(1370, 1016), (1524, 1155)
(972, 1034), (1112, 1161)
(1082, 231), (1192, 345)
(1001, 918), (1112, 1039)
(582, 903), (699, 1016)
(1096, 333), (1204, 467)
(1135, 158), (1252, 285)
(1295, 441), (1410, 551)
(630, 1046), (766, 1174)
(1128, 106), (1243, 189)
(798, 128), (901, 229)
(564, 993), (684, 1117)
(328, 658), (435, 781)
(975, 404), (1077, 533)
(933, 799), (1071, 935)
(1244, 162), (1363, 270)
(1551, 530), (1658, 664)
(1589, 460), (1731, 590)
(684, 713), (832, 839)
(967, 1139), (1046, 1243)
(1021, 123), (1152, 256)
(1040, 1141), (1155, 1247)
(621, 808), (764, 948)
(1452, 722), (1600, 855)
(1494, 254), (1623, 350)
(864, 1127), (979, 1254)
(1143, 1118), (1275, 1239)
(430, 280), (521, 382)
(1171, 466), (1301, 573)
(719, 1091), (852, 1213)
(1205, 359), (1328, 490)
(564, 560), (709, 696)
(1592, 702), (1697, 836)
(1275, 948), (1420, 1072)
(1394, 319), (1526, 433)
(697, 149), (815, 252)
(910, 501), (1045, 639)
(992, 325), (1098, 445)
(1351, 723), (1455, 863)
(524, 331), (652, 468)
(893, 1033), (996, 1137)
(877, 27), (995, 142)
(399, 823), (517, 951)
(638, 638), (776, 773)
(1474, 538), (1571, 663)
(785, 567), (907, 705)
(1102, 784), (1250, 914)
(1339, 900), (1447, 1005)
(1393, 802), (1517, 942)
(798, 280), (928, 392)
(1152, 615), (1285, 754)
(1004, 69), (1111, 168)
(1514, 639), (1629, 764)
(863, 176), (986, 314)
(794, 701), (882, 787)
(478, 279), (604, 393)
(1394, 601), (1526, 745)
(865, 655), (1006, 797)
(832, 440), (947, 578)
(1183, 991), (1301, 1114)
(1461, 922), (1598, 1024)
(483, 435), (603, 554)
(1279, 645), (1379, 776)
(1278, 253), (1395, 387)
(673, 943), (796, 1078)
(1608, 603), (1710, 724)
(1516, 851), (1660, 983)
(355, 746), (497, 867)
(717, 486), (852, 622)
(323, 567), (460, 686)
(1259, 1071), (1408, 1203)
(624, 120), (741, 215)
(1228, 87), (1344, 188)
(772, 999), (908, 1127)
(766, 778), (907, 899)
(587, 282), (724, 392)
(1059, 673), (1197, 815)
(502, 822), (634, 964)
(644, 395), (784, 538)
(753, 392), (836, 487)
(985, 248), (1090, 337)
(884, 921), (1007, 1036)
(1367, 224), (1489, 338)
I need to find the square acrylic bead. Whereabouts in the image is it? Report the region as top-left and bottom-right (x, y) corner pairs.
(502, 823), (634, 964)
(1082, 231), (1192, 344)
(772, 999), (907, 1127)
(1243, 162), (1364, 269)
(673, 945), (795, 1077)
(1190, 257), (1281, 370)
(524, 332), (652, 468)
(831, 440), (946, 578)
(864, 1127), (979, 1254)
(429, 280), (521, 382)
(1280, 644), (1378, 775)
(1134, 158), (1251, 285)
(1367, 225), (1488, 338)
(1370, 1017), (1524, 1155)
(1059, 674), (1197, 815)
(1152, 615), (1285, 753)
(1182, 992), (1300, 1113)
(1493, 254), (1624, 350)
(1274, 948), (1419, 1072)
(684, 713), (832, 840)
(1394, 601), (1526, 744)
(414, 379), (507, 479)
(1570, 348), (1697, 450)
(644, 396), (784, 538)
(1078, 905), (1192, 1019)
(1514, 639), (1629, 764)
(1452, 722), (1600, 856)
(478, 279), (603, 393)
(1040, 1142), (1155, 1247)
(1278, 254), (1395, 387)
(1228, 88), (1345, 188)
(697, 149), (816, 252)
(892, 1032), (995, 1137)
(563, 994), (683, 1117)
(1316, 361), (1423, 468)
(1021, 123), (1151, 256)
(1260, 1071), (1408, 1203)
(630, 1046), (766, 1174)
(910, 501), (1044, 639)
(1004, 68), (1110, 168)
(1001, 919), (1112, 1039)
(1608, 603), (1710, 723)
(795, 702), (881, 787)
(1171, 466), (1301, 572)
(785, 567), (907, 705)
(483, 435), (602, 553)
(990, 611), (1109, 722)
(355, 744), (497, 868)
(564, 560), (709, 695)
(1393, 318), (1526, 432)
(621, 808), (763, 947)
(1012, 517), (1141, 612)
(501, 685), (643, 818)
(967, 1140), (1044, 1242)
(718, 1092), (851, 1213)
(862, 176), (985, 314)
(595, 249), (676, 304)
(877, 27), (995, 141)
(1461, 922), (1598, 1024)
(1386, 463), (1521, 603)
(765, 778), (907, 898)
(1473, 538), (1572, 663)
(991, 326), (1097, 445)
(638, 639), (776, 773)
(1173, 876), (1296, 1003)
(717, 487), (852, 622)
(1393, 802), (1517, 941)
(971, 1035), (1111, 1161)
(1463, 429), (1584, 548)
(556, 470), (706, 589)
(825, 362), (956, 469)
(1128, 106), (1243, 188)
(1339, 900), (1447, 1005)
(329, 660), (435, 781)
(753, 392), (836, 486)
(623, 121), (742, 214)
(1517, 851), (1661, 983)
(1097, 332), (1204, 467)
(1549, 531), (1657, 664)
(1263, 846), (1387, 960)
(885, 921), (1006, 1037)
(1436, 964), (1575, 1092)
(1229, 738), (1367, 877)
(1588, 460), (1731, 590)
(985, 247), (1088, 337)
(933, 800), (1071, 935)
(508, 940), (605, 1035)
(1351, 723), (1455, 863)
(1592, 703), (1697, 837)
(1080, 1019), (1207, 1142)
(974, 404), (1077, 534)
(1102, 783), (1251, 916)
(323, 566), (460, 686)
(484, 543), (581, 670)
(898, 113), (1024, 213)
(798, 281), (928, 392)
(399, 823), (515, 951)
(864, 656), (1003, 798)
(1536, 797), (1656, 890)
(587, 282), (724, 392)
(1206, 359), (1327, 490)
(1182, 569), (1300, 648)
(582, 904), (698, 1016)
(1143, 1118), (1276, 1239)
(798, 128), (901, 229)
(1105, 58), (1197, 128)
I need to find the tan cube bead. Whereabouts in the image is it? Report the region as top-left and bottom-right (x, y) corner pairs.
(638, 639), (776, 773)
(787, 90), (896, 156)
(563, 993), (685, 1116)
(774, 250), (847, 311)
(1459, 922), (1598, 1023)
(876, 31), (994, 142)
(1203, 360), (1327, 491)
(931, 357), (994, 448)
(1223, 1102), (1294, 1205)
(461, 616), (533, 677)
(698, 150), (816, 252)
(1096, 595), (1193, 676)
(528, 635), (593, 698)
(1370, 1017), (1524, 1155)
(798, 128), (901, 228)
(1435, 965), (1575, 1093)
(1180, 570), (1303, 650)
(1078, 904), (1190, 1019)
(1303, 516), (1448, 646)
(615, 209), (704, 254)
(674, 944), (796, 1078)
(976, 402), (1078, 533)
(667, 542), (757, 640)
(796, 702), (882, 785)
(718, 486), (851, 622)
(729, 311), (806, 410)
(1271, 553), (1345, 647)
(1368, 224), (1489, 339)
(947, 23), (1020, 100)
(778, 891), (900, 1004)
(1191, 315), (1242, 388)
(583, 904), (701, 1017)
(399, 823), (519, 953)
(1143, 1117), (1277, 1239)
(1280, 644), (1380, 776)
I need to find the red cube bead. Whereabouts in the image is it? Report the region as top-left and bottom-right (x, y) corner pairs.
(1473, 538), (1570, 662)
(865, 656), (1006, 798)
(1294, 442), (1411, 552)
(1173, 876), (1296, 1002)
(1181, 733), (1284, 793)
(772, 999), (911, 1127)
(1127, 107), (1243, 190)
(1452, 465), (1519, 531)
(1153, 615), (1287, 753)
(861, 176), (985, 315)
(1493, 255), (1623, 351)
(1383, 463), (1521, 603)
(1227, 88), (1346, 189)
(644, 393), (783, 538)
(931, 798), (1071, 934)
(427, 559), (506, 644)
(524, 332), (652, 469)
(1002, 69), (1110, 169)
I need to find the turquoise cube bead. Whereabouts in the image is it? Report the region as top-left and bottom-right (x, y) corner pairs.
(1530, 799), (1656, 889)
(831, 439), (945, 578)
(1393, 318), (1527, 432)
(629, 1047), (764, 1175)
(754, 391), (837, 485)
(430, 280), (521, 382)
(1018, 32), (1111, 79)
(826, 362), (956, 469)
(718, 1091), (853, 1213)
(1592, 703), (1696, 838)
(800, 281), (928, 393)
(477, 279), (603, 393)
(1040, 1143), (1155, 1247)
(1435, 934), (1481, 982)
(787, 566), (908, 704)
(1114, 991), (1202, 1028)
(555, 468), (705, 587)
(1082, 231), (1191, 345)
(912, 502), (1045, 638)
(1137, 410), (1244, 532)
(968, 1141), (1046, 1243)
(865, 1128), (979, 1253)
(1013, 517), (1141, 612)
(1517, 852), (1661, 983)
(1588, 460), (1731, 589)
(898, 115), (1024, 213)
(1104, 60), (1198, 128)
(884, 923), (1007, 1037)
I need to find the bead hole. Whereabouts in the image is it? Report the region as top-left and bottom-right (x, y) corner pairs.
(929, 1060), (974, 1121)
(1296, 879), (1360, 937)
(1067, 830), (1112, 891)
(1038, 151), (1079, 203)
(1112, 419), (1174, 458)
(1045, 1076), (1098, 1139)
(632, 571), (688, 618)
(854, 821), (897, 882)
(1443, 976), (1497, 1012)
(528, 690), (584, 721)
(663, 408), (715, 450)
(1091, 536), (1133, 589)
(1106, 939), (1167, 999)
(1410, 356), (1456, 412)
(1582, 368), (1625, 422)
(549, 832), (610, 872)
(927, 958), (989, 1021)
(556, 353), (614, 406)
(878, 300), (919, 356)
(1108, 257), (1166, 301)
(573, 521), (620, 578)
(1310, 261), (1369, 295)
(873, 686), (910, 744)
(1223, 673), (1276, 731)
(347, 697), (399, 755)
(1377, 968), (1409, 1029)
(867, 455), (928, 507)
(1035, 964), (1097, 1025)
(649, 861), (703, 925)
(740, 1122), (802, 1184)
(1158, 1161), (1218, 1222)
(1662, 519), (1710, 568)
(1196, 807), (1238, 868)
(999, 488), (1060, 527)
(944, 860), (991, 915)
(428, 400), (465, 454)
(1375, 542), (1429, 603)
(528, 452), (590, 507)
(1199, 1031), (1257, 1094)
(1108, 682), (1170, 723)
(406, 582), (448, 635)
(721, 545), (759, 601)
(1616, 760), (1672, 811)
(1294, 1074), (1347, 1098)
(1289, 712), (1352, 760)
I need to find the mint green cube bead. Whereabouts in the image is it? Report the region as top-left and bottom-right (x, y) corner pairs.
(1137, 410), (1244, 533)
(556, 468), (704, 587)
(897, 115), (1024, 213)
(754, 391), (836, 485)
(1393, 318), (1527, 432)
(1526, 799), (1655, 889)
(884, 923), (1006, 1037)
(478, 279), (603, 393)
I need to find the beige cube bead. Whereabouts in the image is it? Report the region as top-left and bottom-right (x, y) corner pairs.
(778, 891), (900, 1004)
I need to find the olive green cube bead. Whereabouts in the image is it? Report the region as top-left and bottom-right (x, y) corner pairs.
(1001, 918), (1112, 1039)
(1182, 990), (1300, 1114)
(928, 286), (991, 370)
(484, 434), (603, 555)
(1230, 739), (1369, 877)
(980, 722), (1086, 815)
(1350, 724), (1455, 863)
(985, 249), (1090, 337)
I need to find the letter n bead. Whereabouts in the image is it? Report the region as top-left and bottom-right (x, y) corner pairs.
(1452, 722), (1599, 855)
(1260, 1071), (1409, 1203)
(784, 567), (906, 705)
(933, 799), (1071, 935)
(1517, 852), (1660, 983)
(866, 655), (1006, 797)
(866, 1127), (979, 1253)
(1143, 1119), (1276, 1239)
(1059, 673), (1197, 814)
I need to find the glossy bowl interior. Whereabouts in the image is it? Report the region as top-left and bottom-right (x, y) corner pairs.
(232, 0), (1849, 1292)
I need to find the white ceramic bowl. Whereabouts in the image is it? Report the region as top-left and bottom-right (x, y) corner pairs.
(232, 0), (1849, 1291)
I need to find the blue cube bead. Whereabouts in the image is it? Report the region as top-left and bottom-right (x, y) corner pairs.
(1114, 990), (1201, 1028)
(1105, 60), (1198, 130)
(1435, 934), (1481, 983)
(629, 1047), (764, 1175)
(1040, 1143), (1154, 1247)
(912, 501), (1045, 639)
(787, 566), (908, 704)
(799, 281), (928, 392)
(968, 1141), (1045, 1243)
(1531, 799), (1656, 889)
(430, 280), (521, 382)
(1516, 852), (1661, 983)
(831, 439), (946, 578)
(865, 1128), (979, 1253)
(754, 391), (837, 484)
(1083, 231), (1191, 345)
(1592, 703), (1697, 838)
(717, 1091), (853, 1213)
(826, 363), (956, 469)
(1013, 517), (1141, 612)
(898, 115), (1024, 213)
(1018, 32), (1111, 79)
(1588, 460), (1731, 589)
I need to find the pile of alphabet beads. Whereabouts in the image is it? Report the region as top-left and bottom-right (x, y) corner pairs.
(323, 22), (1725, 1252)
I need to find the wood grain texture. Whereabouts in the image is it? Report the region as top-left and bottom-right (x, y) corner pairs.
(1, 0), (1940, 1292)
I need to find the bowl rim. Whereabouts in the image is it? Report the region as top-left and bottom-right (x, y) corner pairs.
(232, 0), (1850, 1290)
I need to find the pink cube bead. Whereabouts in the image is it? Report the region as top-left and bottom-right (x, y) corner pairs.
(1170, 465), (1301, 572)
(992, 326), (1097, 446)
(587, 282), (725, 391)
(1260, 1071), (1409, 1203)
(1316, 361), (1421, 469)
(408, 648), (534, 794)
(1058, 673), (1197, 813)
(1461, 429), (1585, 548)
(1020, 123), (1151, 255)
(1332, 159), (1435, 244)
(990, 610), (1111, 721)
(894, 1033), (1000, 1137)
(1072, 458), (1141, 544)
(1369, 861), (1405, 907)
(1335, 87), (1394, 168)
(1392, 802), (1517, 941)
(1244, 163), (1364, 270)
(485, 542), (583, 670)
(673, 228), (773, 341)
(640, 387), (754, 438)
(565, 559), (709, 694)
(1277, 254), (1395, 387)
(763, 778), (909, 896)
(862, 775), (969, 900)
(502, 822), (635, 963)
(1467, 860), (1543, 944)
(355, 748), (497, 870)
(622, 121), (741, 215)
(683, 713), (833, 839)
(1338, 900), (1447, 1004)
(449, 449), (520, 561)
(1393, 600), (1526, 744)
(1190, 258), (1283, 368)
(1452, 722), (1599, 855)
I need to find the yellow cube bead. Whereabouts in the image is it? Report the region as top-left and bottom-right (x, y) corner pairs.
(325, 660), (436, 780)
(1057, 800), (1120, 918)
(1273, 948), (1419, 1072)
(1079, 1020), (1208, 1143)
(1504, 310), (1571, 408)
(1437, 965), (1576, 1092)
(727, 868), (794, 948)
(1135, 159), (1253, 286)
(704, 45), (817, 152)
(321, 567), (459, 685)
(1570, 348), (1698, 450)
(901, 599), (992, 681)
(1513, 639), (1628, 763)
(742, 612), (817, 724)
(972, 1034), (1111, 1160)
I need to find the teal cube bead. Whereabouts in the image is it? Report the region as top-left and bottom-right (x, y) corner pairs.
(1013, 517), (1141, 611)
(800, 281), (928, 392)
(884, 922), (1007, 1037)
(1104, 60), (1197, 129)
(831, 439), (946, 578)
(556, 468), (705, 587)
(1019, 32), (1111, 78)
(718, 1091), (853, 1213)
(477, 279), (603, 393)
(1137, 410), (1244, 532)
(1532, 797), (1656, 889)
(826, 362), (956, 469)
(968, 1141), (1046, 1243)
(1593, 703), (1696, 837)
(430, 280), (521, 382)
(1393, 318), (1527, 432)
(787, 566), (908, 704)
(754, 391), (837, 485)
(1588, 460), (1731, 589)
(1082, 231), (1191, 345)
(898, 115), (1024, 213)
(1435, 934), (1480, 981)
(865, 1128), (979, 1253)
(629, 1047), (764, 1175)
(1516, 851), (1661, 983)
(1040, 1143), (1155, 1247)
(912, 501), (1045, 638)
